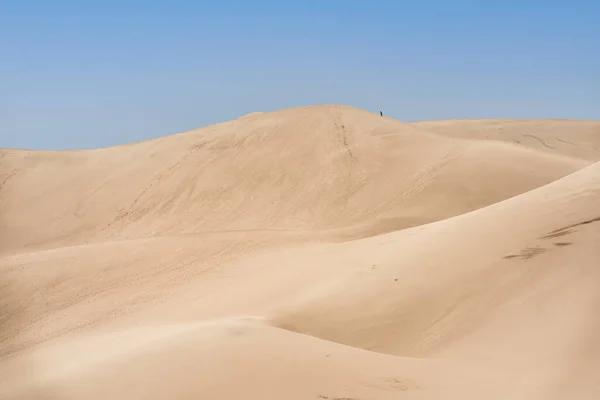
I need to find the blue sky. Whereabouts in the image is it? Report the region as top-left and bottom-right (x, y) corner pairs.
(2, 1), (599, 150)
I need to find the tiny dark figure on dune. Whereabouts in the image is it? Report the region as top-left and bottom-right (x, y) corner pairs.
(380, 111), (383, 117)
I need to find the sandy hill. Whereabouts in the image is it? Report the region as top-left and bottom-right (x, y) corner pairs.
(0, 106), (588, 253)
(0, 105), (599, 399)
(411, 118), (600, 161)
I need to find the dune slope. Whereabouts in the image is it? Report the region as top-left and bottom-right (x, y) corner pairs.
(411, 118), (600, 161)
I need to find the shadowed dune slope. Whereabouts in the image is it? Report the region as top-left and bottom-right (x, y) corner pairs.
(0, 106), (588, 253)
(271, 161), (600, 359)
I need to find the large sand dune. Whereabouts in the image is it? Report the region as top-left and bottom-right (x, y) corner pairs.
(1, 105), (598, 399)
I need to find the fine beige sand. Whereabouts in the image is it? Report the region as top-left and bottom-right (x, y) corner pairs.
(1, 105), (599, 399)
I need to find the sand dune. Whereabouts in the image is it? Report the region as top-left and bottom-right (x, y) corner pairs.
(411, 118), (600, 161)
(1, 105), (599, 399)
(0, 106), (588, 253)
(271, 161), (600, 356)
(0, 318), (514, 400)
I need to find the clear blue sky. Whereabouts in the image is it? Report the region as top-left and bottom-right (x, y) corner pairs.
(2, 1), (599, 150)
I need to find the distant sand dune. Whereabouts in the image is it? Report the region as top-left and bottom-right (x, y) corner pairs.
(411, 118), (600, 161)
(1, 105), (598, 399)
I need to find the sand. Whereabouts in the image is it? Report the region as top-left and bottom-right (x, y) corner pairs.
(0, 104), (598, 399)
(411, 118), (600, 161)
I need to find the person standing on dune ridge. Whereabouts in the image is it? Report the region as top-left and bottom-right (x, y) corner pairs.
(380, 111), (383, 117)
